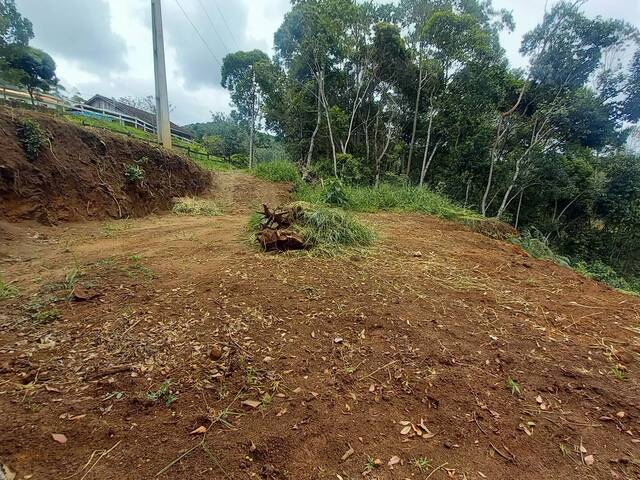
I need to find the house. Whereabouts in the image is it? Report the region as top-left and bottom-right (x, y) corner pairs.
(77, 94), (193, 141)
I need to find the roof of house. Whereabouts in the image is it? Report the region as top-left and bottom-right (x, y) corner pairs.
(85, 94), (192, 138)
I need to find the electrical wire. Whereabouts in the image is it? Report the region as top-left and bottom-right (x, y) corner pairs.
(196, 0), (231, 54)
(213, 0), (241, 51)
(173, 0), (222, 68)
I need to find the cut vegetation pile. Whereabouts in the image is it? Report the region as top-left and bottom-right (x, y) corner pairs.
(0, 107), (211, 224)
(253, 202), (375, 253)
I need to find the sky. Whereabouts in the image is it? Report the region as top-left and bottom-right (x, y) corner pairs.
(14, 0), (640, 126)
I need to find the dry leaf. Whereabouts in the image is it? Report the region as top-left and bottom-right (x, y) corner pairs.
(51, 433), (67, 444)
(535, 395), (543, 404)
(616, 411), (625, 418)
(388, 456), (401, 467)
(579, 445), (587, 454)
(189, 426), (207, 435)
(368, 384), (375, 393)
(584, 455), (594, 466)
(241, 399), (261, 409)
(399, 420), (411, 426)
(341, 445), (355, 461)
(400, 426), (412, 435)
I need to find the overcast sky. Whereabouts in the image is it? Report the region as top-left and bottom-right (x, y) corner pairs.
(14, 0), (640, 125)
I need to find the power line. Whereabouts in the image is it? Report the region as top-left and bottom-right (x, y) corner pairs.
(197, 0), (230, 54)
(173, 0), (222, 68)
(213, 0), (241, 51)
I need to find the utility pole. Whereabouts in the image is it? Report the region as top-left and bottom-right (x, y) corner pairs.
(151, 0), (172, 148)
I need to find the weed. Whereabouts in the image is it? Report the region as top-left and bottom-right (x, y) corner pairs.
(412, 457), (432, 472)
(16, 118), (49, 160)
(506, 376), (521, 396)
(102, 221), (133, 237)
(253, 160), (300, 183)
(611, 365), (626, 381)
(172, 197), (221, 216)
(559, 443), (570, 456)
(124, 163), (145, 183)
(0, 278), (18, 300)
(324, 178), (348, 206)
(261, 393), (273, 406)
(62, 268), (81, 291)
(147, 380), (177, 406)
(32, 308), (60, 324)
(364, 456), (377, 473)
(126, 256), (155, 281)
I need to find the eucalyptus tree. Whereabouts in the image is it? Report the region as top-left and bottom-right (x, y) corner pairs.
(221, 49), (276, 168)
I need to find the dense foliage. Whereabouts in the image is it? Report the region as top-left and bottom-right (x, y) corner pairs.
(217, 0), (640, 283)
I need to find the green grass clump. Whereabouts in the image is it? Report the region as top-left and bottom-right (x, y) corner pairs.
(254, 160), (301, 183)
(249, 202), (375, 254)
(510, 228), (570, 267)
(298, 205), (375, 251)
(0, 278), (18, 300)
(147, 380), (177, 406)
(172, 197), (221, 216)
(574, 260), (639, 295)
(295, 182), (479, 221)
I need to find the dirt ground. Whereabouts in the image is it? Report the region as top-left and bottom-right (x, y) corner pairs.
(1, 172), (639, 480)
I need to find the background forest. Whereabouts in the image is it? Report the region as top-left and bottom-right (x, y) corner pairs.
(189, 0), (640, 289)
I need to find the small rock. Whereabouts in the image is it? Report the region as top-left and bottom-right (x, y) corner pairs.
(388, 456), (401, 467)
(51, 433), (67, 444)
(584, 455), (594, 466)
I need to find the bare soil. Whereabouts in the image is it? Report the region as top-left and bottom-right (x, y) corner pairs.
(1, 172), (639, 480)
(0, 106), (210, 224)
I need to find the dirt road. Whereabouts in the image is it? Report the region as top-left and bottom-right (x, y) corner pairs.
(1, 172), (639, 479)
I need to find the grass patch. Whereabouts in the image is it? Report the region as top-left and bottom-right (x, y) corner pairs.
(254, 160), (301, 183)
(249, 202), (375, 255)
(295, 182), (480, 221)
(16, 118), (49, 160)
(102, 220), (133, 237)
(0, 277), (18, 300)
(172, 197), (222, 216)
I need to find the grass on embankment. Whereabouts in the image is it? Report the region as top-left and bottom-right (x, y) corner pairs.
(172, 197), (221, 216)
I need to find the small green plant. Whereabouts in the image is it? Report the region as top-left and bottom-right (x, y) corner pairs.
(124, 163), (145, 183)
(559, 443), (570, 456)
(172, 197), (221, 216)
(0, 278), (18, 300)
(506, 376), (521, 396)
(62, 268), (81, 291)
(324, 178), (348, 206)
(32, 308), (60, 324)
(126, 255), (155, 281)
(364, 456), (377, 474)
(147, 380), (177, 406)
(103, 391), (125, 401)
(16, 118), (49, 160)
(254, 160), (301, 183)
(412, 457), (432, 472)
(610, 365), (626, 381)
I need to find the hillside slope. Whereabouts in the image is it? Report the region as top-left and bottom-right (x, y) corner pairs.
(0, 173), (639, 480)
(0, 107), (210, 224)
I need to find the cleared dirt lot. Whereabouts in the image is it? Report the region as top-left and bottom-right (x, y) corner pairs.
(1, 173), (639, 479)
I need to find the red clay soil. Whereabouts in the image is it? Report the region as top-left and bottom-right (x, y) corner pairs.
(0, 174), (639, 480)
(0, 106), (210, 224)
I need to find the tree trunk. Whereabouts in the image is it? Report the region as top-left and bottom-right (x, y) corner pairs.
(418, 100), (435, 188)
(375, 123), (393, 187)
(406, 65), (424, 177)
(317, 70), (337, 176)
(28, 87), (35, 106)
(515, 188), (524, 229)
(248, 71), (257, 168)
(305, 84), (322, 172)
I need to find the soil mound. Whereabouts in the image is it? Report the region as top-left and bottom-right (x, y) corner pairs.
(0, 107), (210, 224)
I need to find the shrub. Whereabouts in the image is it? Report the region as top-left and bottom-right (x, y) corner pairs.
(574, 260), (636, 292)
(230, 153), (249, 167)
(172, 197), (221, 216)
(324, 178), (348, 206)
(254, 160), (300, 183)
(16, 118), (48, 160)
(124, 164), (145, 183)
